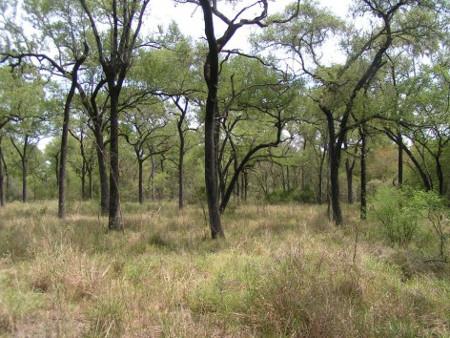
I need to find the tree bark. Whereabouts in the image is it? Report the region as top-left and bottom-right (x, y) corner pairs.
(22, 153), (27, 202)
(93, 119), (109, 214)
(108, 90), (121, 230)
(200, 0), (224, 238)
(397, 131), (403, 187)
(360, 126), (367, 219)
(0, 137), (4, 207)
(58, 47), (88, 218)
(178, 134), (184, 209)
(58, 80), (77, 217)
(138, 158), (144, 204)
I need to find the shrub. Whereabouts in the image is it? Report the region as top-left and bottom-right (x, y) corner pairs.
(265, 186), (316, 204)
(411, 190), (449, 259)
(369, 186), (423, 246)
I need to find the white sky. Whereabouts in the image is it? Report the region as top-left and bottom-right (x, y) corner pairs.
(149, 0), (351, 62)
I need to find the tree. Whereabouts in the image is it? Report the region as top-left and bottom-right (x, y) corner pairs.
(0, 0), (91, 217)
(258, 0), (442, 225)
(181, 0), (298, 238)
(78, 0), (151, 230)
(120, 100), (169, 204)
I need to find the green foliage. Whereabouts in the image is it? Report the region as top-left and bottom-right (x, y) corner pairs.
(411, 190), (450, 258)
(369, 186), (423, 246)
(265, 186), (316, 204)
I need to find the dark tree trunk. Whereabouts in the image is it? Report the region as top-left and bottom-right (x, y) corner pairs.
(324, 110), (343, 225)
(386, 131), (432, 191)
(200, 0), (224, 238)
(2, 154), (8, 203)
(138, 158), (144, 204)
(22, 157), (27, 203)
(345, 157), (355, 204)
(360, 126), (367, 220)
(436, 158), (444, 196)
(93, 121), (109, 214)
(150, 152), (156, 200)
(317, 144), (327, 204)
(329, 145), (342, 224)
(81, 159), (87, 200)
(0, 138), (4, 207)
(58, 50), (87, 218)
(178, 137), (184, 209)
(108, 89), (121, 230)
(397, 131), (403, 186)
(88, 166), (93, 199)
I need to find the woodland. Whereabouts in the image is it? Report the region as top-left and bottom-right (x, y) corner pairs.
(0, 0), (449, 336)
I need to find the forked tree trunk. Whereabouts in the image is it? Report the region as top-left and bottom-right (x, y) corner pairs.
(200, 0), (224, 238)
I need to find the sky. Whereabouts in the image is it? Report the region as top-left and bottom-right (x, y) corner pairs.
(149, 0), (352, 62)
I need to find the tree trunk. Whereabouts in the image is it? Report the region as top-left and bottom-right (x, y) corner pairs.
(345, 158), (354, 204)
(200, 0), (224, 238)
(317, 145), (327, 204)
(81, 159), (87, 200)
(138, 159), (144, 204)
(93, 120), (109, 214)
(88, 166), (93, 199)
(58, 76), (78, 218)
(22, 157), (27, 203)
(150, 152), (156, 200)
(360, 126), (367, 220)
(178, 138), (184, 209)
(2, 154), (9, 203)
(397, 131), (403, 186)
(0, 138), (4, 207)
(108, 90), (121, 230)
(58, 47), (87, 218)
(329, 145), (342, 224)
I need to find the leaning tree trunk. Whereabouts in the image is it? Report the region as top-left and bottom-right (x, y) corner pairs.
(58, 80), (78, 218)
(57, 49), (87, 218)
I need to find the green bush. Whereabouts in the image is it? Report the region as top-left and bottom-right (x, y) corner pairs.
(411, 190), (449, 259)
(369, 186), (423, 246)
(266, 186), (316, 204)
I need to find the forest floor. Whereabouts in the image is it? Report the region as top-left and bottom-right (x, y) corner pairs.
(0, 200), (449, 337)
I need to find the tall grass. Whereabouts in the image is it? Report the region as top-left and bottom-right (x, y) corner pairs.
(0, 200), (448, 336)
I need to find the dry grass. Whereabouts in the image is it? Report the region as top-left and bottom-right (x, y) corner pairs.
(0, 200), (449, 337)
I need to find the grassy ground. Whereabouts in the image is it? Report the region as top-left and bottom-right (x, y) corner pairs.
(0, 200), (449, 337)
